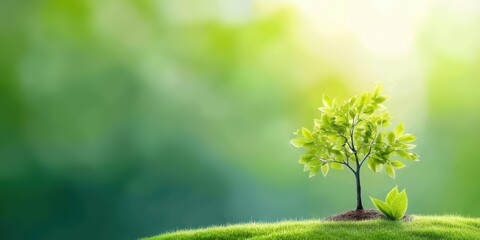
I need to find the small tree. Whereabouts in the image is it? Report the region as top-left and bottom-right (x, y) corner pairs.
(290, 84), (418, 210)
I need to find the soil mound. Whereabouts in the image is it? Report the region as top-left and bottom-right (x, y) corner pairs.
(324, 209), (412, 222)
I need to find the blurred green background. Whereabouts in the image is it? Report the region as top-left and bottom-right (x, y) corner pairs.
(1, 0), (480, 239)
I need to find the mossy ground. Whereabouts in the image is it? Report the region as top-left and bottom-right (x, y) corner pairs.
(144, 216), (480, 240)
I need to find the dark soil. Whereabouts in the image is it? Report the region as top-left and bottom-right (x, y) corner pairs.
(324, 209), (413, 222)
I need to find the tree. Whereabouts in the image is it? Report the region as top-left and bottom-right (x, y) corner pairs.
(290, 84), (419, 210)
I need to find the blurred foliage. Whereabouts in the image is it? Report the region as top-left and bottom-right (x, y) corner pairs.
(1, 1), (480, 240)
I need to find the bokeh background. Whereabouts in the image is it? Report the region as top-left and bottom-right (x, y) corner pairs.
(1, 0), (480, 239)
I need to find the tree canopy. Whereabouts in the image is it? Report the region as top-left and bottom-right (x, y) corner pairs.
(291, 84), (419, 179)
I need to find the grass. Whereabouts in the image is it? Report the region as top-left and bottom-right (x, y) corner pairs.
(143, 216), (480, 240)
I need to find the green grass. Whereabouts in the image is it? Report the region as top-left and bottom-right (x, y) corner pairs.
(143, 216), (480, 240)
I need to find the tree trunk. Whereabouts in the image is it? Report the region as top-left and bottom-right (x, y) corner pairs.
(355, 172), (363, 210)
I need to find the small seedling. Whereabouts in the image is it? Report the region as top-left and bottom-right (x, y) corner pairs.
(370, 186), (408, 220)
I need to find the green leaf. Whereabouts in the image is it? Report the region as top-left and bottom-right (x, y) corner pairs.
(376, 103), (387, 110)
(349, 109), (356, 118)
(322, 94), (332, 108)
(396, 143), (417, 150)
(398, 134), (416, 142)
(398, 151), (419, 161)
(302, 127), (313, 141)
(367, 158), (376, 172)
(333, 151), (346, 161)
(321, 163), (329, 177)
(309, 165), (320, 178)
(364, 106), (375, 114)
(335, 116), (347, 124)
(298, 155), (313, 164)
(374, 96), (387, 104)
(390, 161), (405, 169)
(386, 165), (395, 179)
(360, 93), (367, 105)
(303, 164), (310, 172)
(368, 158), (382, 173)
(390, 190), (408, 220)
(332, 144), (343, 150)
(382, 120), (391, 127)
(396, 150), (410, 159)
(394, 123), (404, 137)
(387, 132), (395, 144)
(405, 144), (417, 149)
(374, 84), (383, 96)
(329, 162), (344, 170)
(290, 138), (306, 148)
(385, 186), (399, 206)
(408, 153), (420, 161)
(370, 197), (393, 219)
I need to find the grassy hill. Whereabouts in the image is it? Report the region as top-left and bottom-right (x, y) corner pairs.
(143, 216), (480, 240)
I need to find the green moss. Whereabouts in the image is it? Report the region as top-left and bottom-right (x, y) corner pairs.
(143, 216), (480, 240)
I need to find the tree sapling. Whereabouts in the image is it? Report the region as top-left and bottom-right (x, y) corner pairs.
(291, 84), (418, 210)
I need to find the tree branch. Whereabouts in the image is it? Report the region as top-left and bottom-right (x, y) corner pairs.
(342, 162), (356, 174)
(360, 132), (379, 167)
(321, 152), (356, 174)
(350, 116), (362, 172)
(343, 136), (354, 152)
